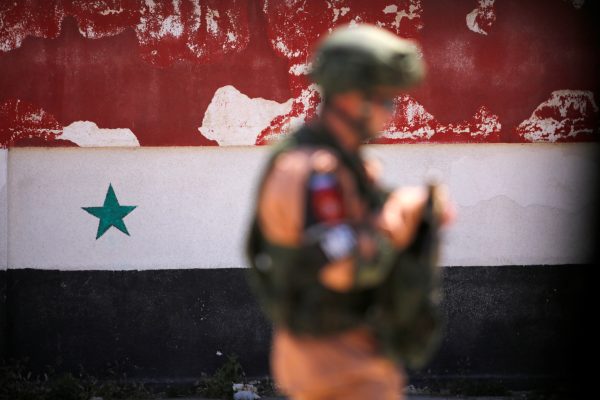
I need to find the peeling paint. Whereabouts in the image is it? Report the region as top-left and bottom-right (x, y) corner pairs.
(261, 0), (424, 144)
(256, 85), (322, 145)
(0, 1), (597, 146)
(0, 99), (142, 148)
(516, 90), (599, 142)
(466, 0), (496, 36)
(190, 0), (202, 30)
(98, 7), (124, 17)
(0, 99), (63, 148)
(0, 1), (64, 52)
(199, 85), (293, 146)
(376, 96), (501, 143)
(148, 0), (248, 64)
(565, 0), (585, 9)
(66, 0), (140, 39)
(288, 62), (312, 76)
(158, 15), (184, 38)
(382, 96), (436, 140)
(265, 0), (423, 64)
(59, 121), (140, 147)
(381, 1), (422, 30)
(0, 0), (248, 65)
(205, 8), (220, 36)
(274, 39), (302, 59)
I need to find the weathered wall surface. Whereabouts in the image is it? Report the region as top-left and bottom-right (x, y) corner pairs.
(5, 265), (589, 388)
(1, 0), (598, 147)
(4, 143), (596, 389)
(1, 0), (598, 390)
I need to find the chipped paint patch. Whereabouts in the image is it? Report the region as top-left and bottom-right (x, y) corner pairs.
(289, 62), (312, 76)
(0, 99), (142, 148)
(0, 0), (248, 64)
(383, 96), (436, 140)
(256, 85), (322, 145)
(331, 6), (350, 24)
(264, 0), (423, 67)
(1, 0), (597, 146)
(377, 96), (501, 142)
(59, 121), (140, 147)
(0, 99), (63, 148)
(265, 0), (423, 64)
(516, 90), (599, 142)
(381, 1), (422, 31)
(157, 15), (184, 38)
(205, 8), (220, 36)
(466, 0), (496, 36)
(98, 7), (125, 17)
(66, 0), (140, 39)
(564, 0), (585, 9)
(261, 0), (423, 144)
(0, 1), (64, 52)
(0, 0), (141, 45)
(469, 106), (502, 137)
(274, 39), (302, 59)
(199, 86), (293, 146)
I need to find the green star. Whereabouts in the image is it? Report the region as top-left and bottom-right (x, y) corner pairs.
(83, 184), (137, 239)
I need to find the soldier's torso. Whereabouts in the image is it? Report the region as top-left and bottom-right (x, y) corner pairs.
(247, 124), (386, 335)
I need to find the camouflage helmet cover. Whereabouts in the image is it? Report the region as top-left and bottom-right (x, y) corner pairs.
(309, 24), (425, 95)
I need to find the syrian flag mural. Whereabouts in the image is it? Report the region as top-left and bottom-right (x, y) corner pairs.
(0, 0), (598, 389)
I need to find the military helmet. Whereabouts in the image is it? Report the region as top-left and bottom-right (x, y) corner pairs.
(309, 24), (425, 95)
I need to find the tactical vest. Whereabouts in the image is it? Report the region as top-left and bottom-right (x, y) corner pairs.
(246, 125), (443, 369)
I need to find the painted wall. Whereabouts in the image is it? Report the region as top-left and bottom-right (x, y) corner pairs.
(0, 149), (6, 361)
(0, 149), (8, 269)
(1, 149), (6, 270)
(5, 266), (589, 389)
(7, 144), (597, 270)
(1, 0), (598, 148)
(1, 0), (598, 391)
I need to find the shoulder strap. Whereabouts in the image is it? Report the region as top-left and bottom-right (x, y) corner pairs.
(293, 124), (386, 210)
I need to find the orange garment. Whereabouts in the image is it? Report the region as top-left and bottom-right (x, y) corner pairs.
(272, 328), (405, 400)
(257, 146), (407, 399)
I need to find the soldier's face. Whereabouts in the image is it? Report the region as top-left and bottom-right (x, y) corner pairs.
(332, 91), (395, 137)
(366, 94), (396, 136)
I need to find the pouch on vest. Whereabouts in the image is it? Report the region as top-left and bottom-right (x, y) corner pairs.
(369, 185), (444, 369)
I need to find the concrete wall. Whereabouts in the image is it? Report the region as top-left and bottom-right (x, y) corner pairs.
(1, 0), (598, 391)
(2, 143), (596, 391)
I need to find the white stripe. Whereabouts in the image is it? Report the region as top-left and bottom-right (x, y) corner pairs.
(1, 149), (7, 269)
(8, 147), (269, 270)
(198, 85), (293, 146)
(6, 144), (597, 270)
(367, 143), (597, 266)
(59, 121), (140, 147)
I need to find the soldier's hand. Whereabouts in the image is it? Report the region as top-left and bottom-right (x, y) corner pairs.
(377, 186), (455, 249)
(431, 184), (456, 226)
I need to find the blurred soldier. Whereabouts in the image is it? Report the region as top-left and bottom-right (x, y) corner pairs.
(247, 24), (454, 400)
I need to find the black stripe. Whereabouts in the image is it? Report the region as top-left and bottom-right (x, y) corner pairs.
(0, 265), (591, 391)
